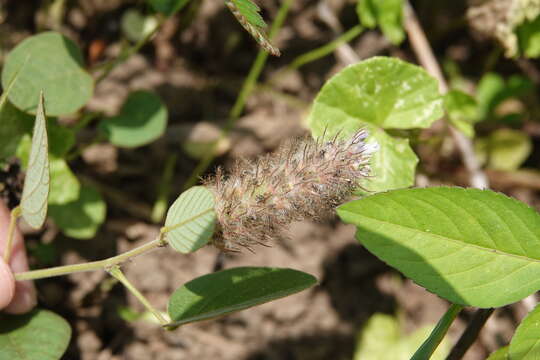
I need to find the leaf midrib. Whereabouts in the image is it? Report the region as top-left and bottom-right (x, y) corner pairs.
(339, 209), (540, 264)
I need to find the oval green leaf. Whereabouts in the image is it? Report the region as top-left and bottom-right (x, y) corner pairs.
(21, 92), (49, 229)
(357, 125), (418, 193)
(49, 184), (106, 239)
(1, 32), (93, 116)
(308, 57), (444, 131)
(163, 186), (216, 253)
(337, 187), (540, 308)
(167, 267), (317, 326)
(0, 309), (71, 360)
(509, 304), (540, 359)
(99, 90), (168, 148)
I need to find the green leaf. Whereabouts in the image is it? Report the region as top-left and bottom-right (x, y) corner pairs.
(444, 90), (479, 137)
(354, 313), (449, 360)
(167, 267), (317, 326)
(509, 304), (540, 359)
(356, 125), (418, 193)
(0, 101), (32, 160)
(308, 57), (444, 131)
(337, 187), (540, 308)
(21, 92), (49, 229)
(516, 15), (540, 58)
(49, 184), (106, 239)
(121, 9), (158, 42)
(1, 32), (93, 116)
(487, 346), (509, 360)
(475, 129), (532, 171)
(0, 309), (71, 360)
(356, 0), (405, 44)
(147, 0), (190, 16)
(99, 90), (168, 148)
(48, 158), (80, 205)
(163, 186), (216, 253)
(225, 0), (280, 56)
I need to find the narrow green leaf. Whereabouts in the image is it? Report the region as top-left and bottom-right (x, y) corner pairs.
(509, 304), (540, 359)
(99, 90), (168, 148)
(49, 184), (106, 239)
(0, 309), (71, 360)
(163, 186), (216, 253)
(1, 32), (93, 116)
(337, 187), (540, 308)
(0, 101), (32, 161)
(21, 92), (49, 229)
(308, 57), (444, 131)
(167, 267), (317, 326)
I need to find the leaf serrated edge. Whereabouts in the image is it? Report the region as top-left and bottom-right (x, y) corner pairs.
(225, 0), (281, 56)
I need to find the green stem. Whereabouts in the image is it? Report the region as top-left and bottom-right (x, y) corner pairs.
(151, 153), (178, 223)
(3, 206), (21, 264)
(410, 304), (464, 360)
(288, 24), (363, 70)
(182, 0), (294, 190)
(95, 15), (165, 84)
(14, 237), (165, 281)
(107, 265), (169, 326)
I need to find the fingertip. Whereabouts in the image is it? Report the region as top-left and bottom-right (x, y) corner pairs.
(0, 258), (15, 309)
(5, 280), (36, 314)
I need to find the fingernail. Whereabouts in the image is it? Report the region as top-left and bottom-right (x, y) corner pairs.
(0, 259), (15, 309)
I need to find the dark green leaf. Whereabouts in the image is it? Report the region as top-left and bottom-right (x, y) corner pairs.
(167, 267), (317, 326)
(99, 90), (168, 148)
(147, 0), (190, 16)
(337, 187), (540, 308)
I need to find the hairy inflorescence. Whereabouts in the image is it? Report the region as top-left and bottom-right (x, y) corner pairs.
(204, 130), (378, 252)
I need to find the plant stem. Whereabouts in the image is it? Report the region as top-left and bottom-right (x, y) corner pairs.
(3, 206), (21, 264)
(403, 1), (489, 190)
(411, 304), (464, 360)
(182, 0), (294, 190)
(446, 308), (495, 360)
(94, 15), (165, 84)
(288, 24), (363, 71)
(107, 265), (169, 326)
(14, 237), (165, 281)
(151, 153), (178, 223)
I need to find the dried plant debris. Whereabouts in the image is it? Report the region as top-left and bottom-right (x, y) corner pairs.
(468, 0), (540, 57)
(205, 130), (378, 252)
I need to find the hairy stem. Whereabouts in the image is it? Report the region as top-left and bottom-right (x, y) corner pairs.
(183, 0), (294, 190)
(14, 237), (165, 281)
(3, 206), (21, 263)
(411, 304), (464, 360)
(107, 265), (169, 326)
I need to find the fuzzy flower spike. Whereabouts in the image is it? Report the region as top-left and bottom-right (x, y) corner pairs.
(205, 129), (378, 252)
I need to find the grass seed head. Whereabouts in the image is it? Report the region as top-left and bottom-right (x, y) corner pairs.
(204, 129), (377, 252)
